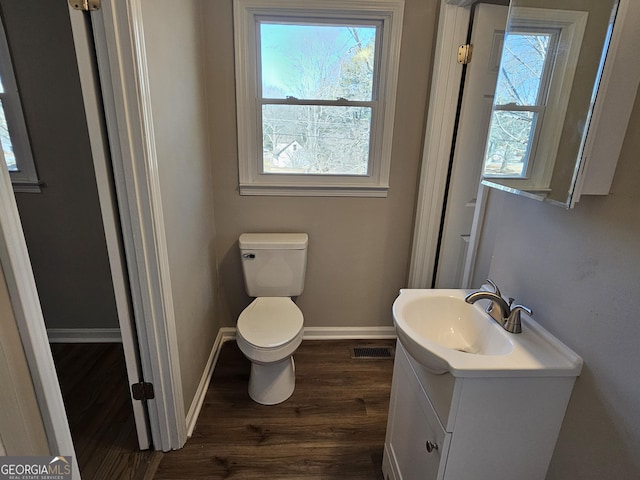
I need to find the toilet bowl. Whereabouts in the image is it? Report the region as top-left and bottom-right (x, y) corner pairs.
(237, 232), (308, 405)
(236, 297), (304, 405)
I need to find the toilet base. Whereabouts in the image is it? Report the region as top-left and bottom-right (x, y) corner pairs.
(248, 356), (296, 405)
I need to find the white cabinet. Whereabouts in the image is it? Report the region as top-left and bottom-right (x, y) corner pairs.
(383, 341), (450, 480)
(383, 341), (577, 480)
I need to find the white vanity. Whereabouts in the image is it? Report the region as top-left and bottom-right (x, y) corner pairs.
(382, 289), (582, 480)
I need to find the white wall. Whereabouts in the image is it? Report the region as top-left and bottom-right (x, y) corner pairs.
(140, 0), (220, 414)
(474, 88), (640, 477)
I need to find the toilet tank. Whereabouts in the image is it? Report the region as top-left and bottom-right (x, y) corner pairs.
(239, 233), (308, 297)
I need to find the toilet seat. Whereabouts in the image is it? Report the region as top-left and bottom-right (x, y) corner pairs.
(237, 297), (304, 364)
(238, 297), (303, 348)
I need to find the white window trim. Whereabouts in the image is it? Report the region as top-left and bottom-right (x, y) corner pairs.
(0, 18), (40, 193)
(483, 7), (588, 193)
(485, 26), (559, 180)
(233, 0), (404, 197)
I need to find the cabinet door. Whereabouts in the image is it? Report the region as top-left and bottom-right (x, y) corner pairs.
(386, 346), (448, 480)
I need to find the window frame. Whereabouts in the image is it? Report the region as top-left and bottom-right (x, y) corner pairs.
(233, 0), (404, 197)
(482, 7), (588, 192)
(0, 17), (39, 192)
(484, 27), (559, 180)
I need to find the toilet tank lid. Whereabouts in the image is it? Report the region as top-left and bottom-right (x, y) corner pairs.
(239, 233), (308, 250)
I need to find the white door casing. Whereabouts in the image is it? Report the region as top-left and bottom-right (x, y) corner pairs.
(435, 4), (508, 288)
(2, 0), (192, 460)
(68, 5), (151, 450)
(88, 0), (188, 451)
(408, 1), (471, 288)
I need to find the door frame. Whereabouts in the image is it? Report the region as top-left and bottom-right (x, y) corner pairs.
(408, 0), (471, 288)
(1, 4), (188, 471)
(0, 150), (80, 478)
(431, 2), (507, 289)
(87, 1), (188, 451)
(67, 6), (152, 450)
(408, 0), (484, 288)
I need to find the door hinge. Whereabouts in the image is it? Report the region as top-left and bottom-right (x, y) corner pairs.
(457, 44), (473, 65)
(69, 0), (100, 12)
(131, 382), (155, 401)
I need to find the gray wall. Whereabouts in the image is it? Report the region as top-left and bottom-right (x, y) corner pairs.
(1, 0), (118, 330)
(141, 0), (220, 413)
(474, 87), (640, 477)
(202, 0), (439, 329)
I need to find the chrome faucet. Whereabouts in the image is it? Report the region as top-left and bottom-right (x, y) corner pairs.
(464, 279), (532, 334)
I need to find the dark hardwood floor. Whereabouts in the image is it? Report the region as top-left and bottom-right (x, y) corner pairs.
(51, 343), (162, 480)
(51, 339), (395, 479)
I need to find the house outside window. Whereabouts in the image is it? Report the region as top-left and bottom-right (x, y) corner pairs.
(0, 17), (39, 192)
(234, 0), (404, 196)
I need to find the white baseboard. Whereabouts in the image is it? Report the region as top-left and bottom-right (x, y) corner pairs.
(183, 325), (396, 436)
(197, 326), (397, 343)
(46, 328), (122, 343)
(185, 327), (236, 437)
(303, 326), (396, 340)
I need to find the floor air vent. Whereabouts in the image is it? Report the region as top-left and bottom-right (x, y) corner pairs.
(350, 346), (394, 359)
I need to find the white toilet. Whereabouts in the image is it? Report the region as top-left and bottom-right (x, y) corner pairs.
(236, 233), (308, 405)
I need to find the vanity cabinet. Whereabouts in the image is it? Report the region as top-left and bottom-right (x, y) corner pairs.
(382, 341), (577, 480)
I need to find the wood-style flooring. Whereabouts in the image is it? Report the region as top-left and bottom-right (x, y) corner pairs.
(51, 343), (162, 479)
(52, 339), (395, 479)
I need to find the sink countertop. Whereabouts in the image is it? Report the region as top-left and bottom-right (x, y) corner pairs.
(393, 289), (583, 378)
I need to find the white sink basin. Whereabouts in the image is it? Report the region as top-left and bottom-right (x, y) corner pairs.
(393, 289), (583, 377)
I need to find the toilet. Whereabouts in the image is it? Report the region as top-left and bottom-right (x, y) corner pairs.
(236, 233), (308, 405)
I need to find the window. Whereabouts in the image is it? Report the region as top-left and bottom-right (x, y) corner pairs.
(484, 28), (558, 179)
(482, 8), (588, 192)
(234, 0), (404, 196)
(0, 17), (39, 192)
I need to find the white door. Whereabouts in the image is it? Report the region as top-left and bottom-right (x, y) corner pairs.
(70, 0), (190, 452)
(68, 6), (151, 450)
(434, 4), (508, 288)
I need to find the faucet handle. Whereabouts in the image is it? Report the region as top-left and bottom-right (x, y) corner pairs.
(486, 279), (502, 297)
(512, 304), (532, 317)
(504, 305), (533, 334)
(484, 280), (505, 319)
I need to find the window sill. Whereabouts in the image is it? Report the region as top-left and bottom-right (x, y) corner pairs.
(239, 183), (389, 197)
(481, 179), (550, 201)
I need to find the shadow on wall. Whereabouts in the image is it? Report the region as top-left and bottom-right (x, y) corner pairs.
(217, 239), (249, 327)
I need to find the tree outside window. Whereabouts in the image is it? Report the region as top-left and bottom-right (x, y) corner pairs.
(234, 0), (404, 196)
(260, 23), (377, 176)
